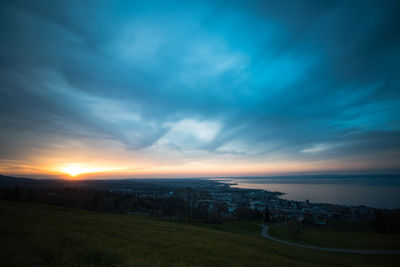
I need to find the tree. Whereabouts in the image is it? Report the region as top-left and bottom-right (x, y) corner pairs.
(286, 216), (302, 239)
(91, 195), (98, 211)
(13, 186), (20, 201)
(263, 208), (270, 223)
(26, 189), (34, 203)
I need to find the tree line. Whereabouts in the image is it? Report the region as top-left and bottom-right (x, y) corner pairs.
(0, 185), (264, 223)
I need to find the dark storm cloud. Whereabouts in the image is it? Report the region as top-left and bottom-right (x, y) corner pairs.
(0, 0), (399, 172)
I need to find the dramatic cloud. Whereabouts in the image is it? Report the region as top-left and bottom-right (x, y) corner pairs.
(0, 0), (399, 177)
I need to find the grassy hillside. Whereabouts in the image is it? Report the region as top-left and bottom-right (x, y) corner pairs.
(0, 201), (399, 266)
(269, 224), (400, 251)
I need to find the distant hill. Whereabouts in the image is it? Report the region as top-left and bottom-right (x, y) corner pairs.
(0, 174), (41, 186)
(0, 174), (69, 188)
(0, 174), (220, 187)
(0, 200), (398, 266)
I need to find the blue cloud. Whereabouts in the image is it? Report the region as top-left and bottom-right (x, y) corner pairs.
(0, 0), (399, 174)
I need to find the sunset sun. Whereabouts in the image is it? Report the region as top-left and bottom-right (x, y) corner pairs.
(60, 164), (113, 177)
(62, 166), (90, 177)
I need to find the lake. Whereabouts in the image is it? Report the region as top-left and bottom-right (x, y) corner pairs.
(215, 176), (400, 209)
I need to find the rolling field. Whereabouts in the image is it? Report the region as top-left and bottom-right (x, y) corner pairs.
(268, 223), (400, 251)
(1, 200), (399, 266)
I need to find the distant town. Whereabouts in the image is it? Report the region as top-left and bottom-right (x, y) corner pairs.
(2, 174), (388, 228)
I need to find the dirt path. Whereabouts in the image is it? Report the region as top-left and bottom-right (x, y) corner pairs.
(260, 224), (400, 255)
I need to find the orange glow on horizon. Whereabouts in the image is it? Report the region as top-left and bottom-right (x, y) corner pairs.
(0, 155), (397, 179)
(59, 164), (119, 177)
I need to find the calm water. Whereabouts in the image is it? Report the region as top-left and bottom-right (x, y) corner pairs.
(216, 176), (400, 209)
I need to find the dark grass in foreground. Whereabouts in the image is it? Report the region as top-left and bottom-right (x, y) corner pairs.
(1, 201), (399, 266)
(268, 223), (400, 251)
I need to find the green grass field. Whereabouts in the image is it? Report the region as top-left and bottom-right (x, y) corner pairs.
(268, 223), (400, 251)
(1, 200), (399, 266)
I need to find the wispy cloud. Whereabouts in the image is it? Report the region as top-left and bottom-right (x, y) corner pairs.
(0, 0), (399, 176)
(301, 144), (332, 154)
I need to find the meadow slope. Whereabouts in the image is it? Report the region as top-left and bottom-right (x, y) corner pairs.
(0, 200), (399, 266)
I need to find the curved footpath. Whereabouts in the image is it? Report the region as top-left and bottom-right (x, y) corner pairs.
(260, 224), (400, 255)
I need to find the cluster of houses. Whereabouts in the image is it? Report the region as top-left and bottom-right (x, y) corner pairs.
(162, 181), (375, 225)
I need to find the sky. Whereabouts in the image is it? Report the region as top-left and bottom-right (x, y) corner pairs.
(0, 0), (399, 178)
